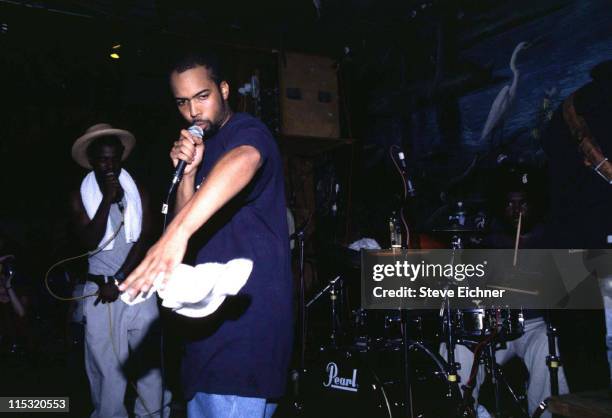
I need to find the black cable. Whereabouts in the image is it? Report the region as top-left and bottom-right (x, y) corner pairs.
(160, 316), (166, 418)
(159, 190), (172, 418)
(162, 189), (172, 231)
(159, 182), (178, 417)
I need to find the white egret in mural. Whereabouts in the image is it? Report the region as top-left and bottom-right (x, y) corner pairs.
(480, 41), (530, 143)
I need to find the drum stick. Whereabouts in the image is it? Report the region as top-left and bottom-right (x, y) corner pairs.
(513, 211), (522, 267)
(488, 284), (539, 296)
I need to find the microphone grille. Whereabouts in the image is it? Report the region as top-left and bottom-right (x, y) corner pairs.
(188, 125), (204, 138)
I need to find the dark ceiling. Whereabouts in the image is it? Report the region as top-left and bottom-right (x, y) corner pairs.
(0, 0), (573, 105)
(2, 0), (571, 54)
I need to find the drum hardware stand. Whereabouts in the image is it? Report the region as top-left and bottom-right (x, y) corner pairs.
(290, 272), (342, 415)
(495, 366), (529, 418)
(330, 281), (341, 347)
(443, 244), (464, 404)
(305, 275), (344, 348)
(442, 296), (463, 404)
(352, 308), (370, 350)
(476, 327), (529, 418)
(440, 293), (465, 414)
(545, 320), (561, 396)
(492, 313), (562, 418)
(400, 309), (415, 418)
(483, 344), (530, 418)
(290, 216), (310, 413)
(486, 340), (503, 415)
(531, 400), (549, 418)
(451, 235), (463, 250)
(545, 312), (561, 418)
(458, 338), (486, 418)
(292, 274), (342, 416)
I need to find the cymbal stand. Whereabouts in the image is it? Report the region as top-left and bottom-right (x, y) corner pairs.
(442, 296), (461, 400)
(443, 244), (462, 402)
(545, 312), (561, 418)
(400, 309), (415, 418)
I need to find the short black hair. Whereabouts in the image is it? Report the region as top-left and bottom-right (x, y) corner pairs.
(591, 59), (612, 84)
(169, 50), (226, 85)
(490, 165), (547, 220)
(86, 135), (124, 160)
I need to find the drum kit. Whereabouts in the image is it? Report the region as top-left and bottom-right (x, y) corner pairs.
(291, 201), (562, 418)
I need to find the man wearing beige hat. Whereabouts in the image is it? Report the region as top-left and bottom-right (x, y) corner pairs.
(69, 123), (170, 418)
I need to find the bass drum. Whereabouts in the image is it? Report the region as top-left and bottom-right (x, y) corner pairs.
(301, 343), (454, 417)
(351, 309), (441, 351)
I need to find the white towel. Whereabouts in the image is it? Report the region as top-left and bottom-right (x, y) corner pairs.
(80, 169), (142, 251)
(348, 237), (381, 251)
(120, 258), (253, 318)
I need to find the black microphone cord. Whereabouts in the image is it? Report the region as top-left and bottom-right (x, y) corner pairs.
(159, 124), (205, 416)
(160, 193), (171, 418)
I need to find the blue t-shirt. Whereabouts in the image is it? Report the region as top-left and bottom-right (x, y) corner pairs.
(181, 113), (293, 400)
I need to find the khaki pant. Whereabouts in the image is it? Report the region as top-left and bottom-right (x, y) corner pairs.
(83, 282), (171, 418)
(441, 318), (569, 418)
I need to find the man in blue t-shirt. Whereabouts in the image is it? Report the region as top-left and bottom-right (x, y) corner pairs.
(120, 52), (293, 417)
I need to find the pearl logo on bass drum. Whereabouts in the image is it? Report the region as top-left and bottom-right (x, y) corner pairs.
(323, 362), (359, 392)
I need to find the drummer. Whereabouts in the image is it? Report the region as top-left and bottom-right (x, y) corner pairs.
(442, 165), (569, 418)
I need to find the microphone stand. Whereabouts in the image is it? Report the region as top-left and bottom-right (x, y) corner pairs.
(290, 216), (311, 370)
(305, 275), (343, 347)
(289, 215), (310, 413)
(287, 275), (342, 415)
(296, 227), (307, 374)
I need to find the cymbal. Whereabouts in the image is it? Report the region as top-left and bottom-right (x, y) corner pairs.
(365, 249), (433, 256)
(431, 226), (480, 233)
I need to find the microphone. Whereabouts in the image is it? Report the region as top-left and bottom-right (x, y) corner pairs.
(397, 151), (416, 197)
(170, 125), (204, 188)
(104, 171), (125, 207)
(331, 183), (340, 217)
(397, 151), (408, 171)
(163, 125), (205, 216)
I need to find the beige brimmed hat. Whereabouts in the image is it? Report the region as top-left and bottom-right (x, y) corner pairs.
(71, 123), (136, 169)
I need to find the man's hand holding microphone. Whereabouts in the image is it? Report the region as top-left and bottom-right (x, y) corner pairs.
(102, 171), (124, 206)
(170, 125), (205, 185)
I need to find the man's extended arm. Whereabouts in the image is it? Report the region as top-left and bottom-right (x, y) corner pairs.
(174, 172), (196, 215)
(120, 145), (262, 295)
(171, 145), (261, 240)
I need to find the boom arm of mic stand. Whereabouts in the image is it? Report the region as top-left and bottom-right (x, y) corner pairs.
(306, 276), (342, 309)
(289, 214), (312, 241)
